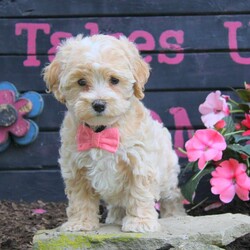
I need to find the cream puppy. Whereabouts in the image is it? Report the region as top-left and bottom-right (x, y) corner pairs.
(43, 34), (185, 233)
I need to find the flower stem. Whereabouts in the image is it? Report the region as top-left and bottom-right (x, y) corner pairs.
(228, 98), (239, 106)
(230, 109), (245, 114)
(220, 128), (226, 135)
(178, 147), (187, 155)
(224, 130), (245, 136)
(186, 197), (208, 212)
(227, 98), (245, 113)
(247, 158), (250, 176)
(192, 162), (208, 181)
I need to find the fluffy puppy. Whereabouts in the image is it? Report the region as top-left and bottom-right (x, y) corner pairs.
(43, 34), (185, 233)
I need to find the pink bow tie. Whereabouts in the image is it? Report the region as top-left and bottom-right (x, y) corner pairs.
(77, 125), (119, 153)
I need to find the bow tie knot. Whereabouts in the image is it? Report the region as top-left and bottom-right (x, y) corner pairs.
(77, 125), (119, 153)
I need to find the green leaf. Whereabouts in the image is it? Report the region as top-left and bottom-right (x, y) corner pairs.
(180, 164), (213, 203)
(223, 116), (235, 132)
(223, 116), (236, 142)
(233, 134), (250, 143)
(227, 144), (250, 156)
(236, 89), (250, 102)
(238, 103), (250, 113)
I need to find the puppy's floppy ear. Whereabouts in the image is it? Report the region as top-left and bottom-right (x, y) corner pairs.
(119, 36), (150, 99)
(43, 59), (65, 103)
(132, 54), (150, 99)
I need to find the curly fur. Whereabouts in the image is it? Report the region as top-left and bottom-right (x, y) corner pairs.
(43, 34), (185, 233)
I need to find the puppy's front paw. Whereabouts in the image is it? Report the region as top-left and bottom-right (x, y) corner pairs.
(122, 216), (160, 233)
(60, 220), (99, 232)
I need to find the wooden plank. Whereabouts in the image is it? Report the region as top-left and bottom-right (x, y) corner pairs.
(0, 127), (193, 169)
(1, 52), (250, 92)
(1, 90), (207, 168)
(0, 132), (60, 169)
(35, 95), (65, 130)
(2, 15), (250, 54)
(0, 167), (212, 202)
(1, 0), (250, 17)
(0, 170), (66, 202)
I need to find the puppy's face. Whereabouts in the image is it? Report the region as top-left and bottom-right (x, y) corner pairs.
(43, 35), (150, 126)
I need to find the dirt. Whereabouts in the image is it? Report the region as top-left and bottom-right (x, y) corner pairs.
(0, 199), (249, 250)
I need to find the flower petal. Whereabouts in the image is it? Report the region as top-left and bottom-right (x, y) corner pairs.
(235, 184), (250, 201)
(199, 91), (229, 128)
(195, 129), (226, 150)
(14, 98), (32, 116)
(198, 155), (206, 170)
(186, 135), (206, 150)
(243, 130), (250, 136)
(219, 185), (235, 203)
(21, 92), (44, 118)
(0, 128), (9, 144)
(235, 163), (247, 176)
(210, 177), (232, 194)
(185, 129), (226, 167)
(204, 148), (221, 161)
(241, 114), (250, 129)
(236, 173), (250, 190)
(9, 116), (30, 137)
(0, 90), (15, 105)
(12, 120), (38, 145)
(212, 164), (234, 179)
(201, 112), (226, 128)
(186, 148), (203, 162)
(32, 208), (47, 214)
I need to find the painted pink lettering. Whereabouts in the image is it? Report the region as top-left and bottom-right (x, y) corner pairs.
(15, 23), (50, 67)
(169, 107), (194, 158)
(85, 22), (99, 35)
(129, 30), (155, 63)
(158, 30), (184, 64)
(48, 32), (72, 62)
(224, 21), (250, 65)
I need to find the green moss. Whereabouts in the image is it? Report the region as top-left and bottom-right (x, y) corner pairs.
(34, 232), (143, 250)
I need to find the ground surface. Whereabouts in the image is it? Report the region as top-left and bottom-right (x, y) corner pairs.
(0, 199), (249, 250)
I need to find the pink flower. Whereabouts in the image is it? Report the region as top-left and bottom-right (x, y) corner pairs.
(0, 90), (31, 145)
(241, 114), (250, 136)
(182, 199), (191, 205)
(243, 130), (250, 136)
(244, 82), (250, 90)
(204, 201), (223, 211)
(32, 208), (47, 214)
(210, 159), (250, 203)
(199, 91), (230, 128)
(241, 114), (250, 128)
(214, 120), (226, 130)
(185, 129), (227, 170)
(235, 123), (242, 131)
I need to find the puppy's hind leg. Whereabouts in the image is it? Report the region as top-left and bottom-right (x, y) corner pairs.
(105, 205), (126, 225)
(160, 187), (186, 218)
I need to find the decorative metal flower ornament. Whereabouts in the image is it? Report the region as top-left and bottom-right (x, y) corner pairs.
(0, 82), (44, 152)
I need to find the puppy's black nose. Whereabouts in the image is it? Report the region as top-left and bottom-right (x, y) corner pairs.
(92, 100), (106, 113)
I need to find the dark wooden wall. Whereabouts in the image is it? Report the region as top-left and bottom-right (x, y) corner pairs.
(1, 0), (250, 201)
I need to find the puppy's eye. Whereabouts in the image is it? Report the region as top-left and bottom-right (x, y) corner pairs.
(77, 79), (87, 86)
(110, 77), (119, 85)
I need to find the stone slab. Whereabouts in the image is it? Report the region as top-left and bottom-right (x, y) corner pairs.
(33, 213), (250, 250)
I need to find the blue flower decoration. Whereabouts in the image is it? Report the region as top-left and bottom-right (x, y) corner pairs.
(0, 81), (44, 152)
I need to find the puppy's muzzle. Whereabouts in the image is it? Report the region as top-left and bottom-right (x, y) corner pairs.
(92, 100), (106, 113)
